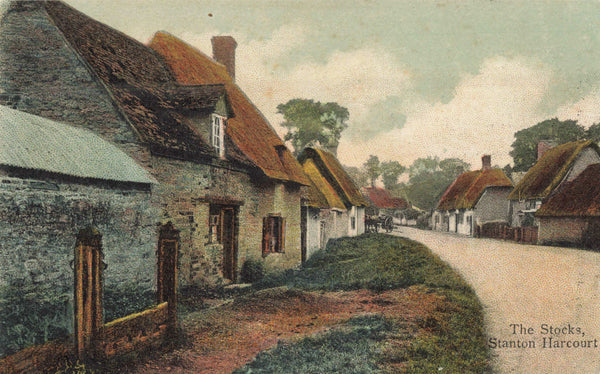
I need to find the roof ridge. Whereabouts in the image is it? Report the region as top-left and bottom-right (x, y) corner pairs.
(151, 31), (232, 81)
(541, 140), (591, 197)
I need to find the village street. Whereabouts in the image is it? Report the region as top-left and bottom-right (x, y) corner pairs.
(397, 227), (600, 374)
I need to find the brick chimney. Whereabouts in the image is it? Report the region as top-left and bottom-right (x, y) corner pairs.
(211, 36), (237, 81)
(482, 154), (491, 170)
(537, 140), (556, 160)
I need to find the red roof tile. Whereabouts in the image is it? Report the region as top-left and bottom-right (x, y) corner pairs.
(149, 32), (309, 185)
(437, 169), (512, 210)
(362, 187), (409, 209)
(536, 163), (600, 217)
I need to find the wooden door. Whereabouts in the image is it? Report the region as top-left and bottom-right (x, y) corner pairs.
(221, 207), (237, 281)
(74, 227), (103, 361)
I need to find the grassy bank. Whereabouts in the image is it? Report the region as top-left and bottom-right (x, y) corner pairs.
(240, 233), (490, 373)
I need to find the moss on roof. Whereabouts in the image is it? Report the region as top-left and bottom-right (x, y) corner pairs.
(508, 140), (599, 200)
(437, 169), (512, 210)
(298, 148), (368, 208)
(536, 163), (600, 217)
(302, 160), (346, 209)
(149, 32), (309, 185)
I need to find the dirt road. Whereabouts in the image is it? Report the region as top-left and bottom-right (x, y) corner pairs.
(397, 227), (600, 374)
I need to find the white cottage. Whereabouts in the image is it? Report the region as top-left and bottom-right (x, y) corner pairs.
(433, 155), (513, 236)
(298, 148), (368, 260)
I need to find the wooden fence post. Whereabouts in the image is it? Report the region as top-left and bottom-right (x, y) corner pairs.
(157, 222), (179, 333)
(73, 227), (103, 362)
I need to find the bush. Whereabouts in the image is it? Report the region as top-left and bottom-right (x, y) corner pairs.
(240, 258), (265, 283)
(103, 282), (154, 323)
(0, 283), (71, 357)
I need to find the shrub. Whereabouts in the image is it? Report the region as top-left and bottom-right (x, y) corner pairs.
(103, 282), (154, 323)
(0, 283), (71, 357)
(240, 258), (265, 283)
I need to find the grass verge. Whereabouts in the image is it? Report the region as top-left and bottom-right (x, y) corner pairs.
(243, 233), (490, 373)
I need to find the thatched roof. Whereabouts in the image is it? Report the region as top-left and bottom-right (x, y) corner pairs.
(149, 31), (309, 185)
(298, 148), (368, 208)
(437, 169), (512, 210)
(42, 1), (251, 163)
(508, 140), (599, 201)
(536, 163), (600, 217)
(302, 159), (345, 209)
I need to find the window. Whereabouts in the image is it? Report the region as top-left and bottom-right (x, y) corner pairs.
(211, 114), (226, 158)
(262, 214), (285, 255)
(351, 216), (356, 230)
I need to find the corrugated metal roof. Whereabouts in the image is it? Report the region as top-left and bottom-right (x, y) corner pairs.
(0, 106), (156, 184)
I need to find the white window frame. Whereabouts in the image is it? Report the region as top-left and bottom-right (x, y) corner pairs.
(212, 114), (226, 158)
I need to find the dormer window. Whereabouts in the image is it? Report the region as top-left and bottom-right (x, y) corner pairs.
(212, 114), (226, 158)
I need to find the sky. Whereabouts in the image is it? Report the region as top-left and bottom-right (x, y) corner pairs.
(62, 0), (600, 170)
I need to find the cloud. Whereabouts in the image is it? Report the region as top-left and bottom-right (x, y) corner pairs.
(339, 56), (553, 168)
(179, 28), (555, 171)
(181, 24), (412, 159)
(236, 38), (412, 143)
(554, 91), (600, 127)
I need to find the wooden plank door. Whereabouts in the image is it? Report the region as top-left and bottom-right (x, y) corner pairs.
(221, 207), (237, 281)
(74, 227), (103, 361)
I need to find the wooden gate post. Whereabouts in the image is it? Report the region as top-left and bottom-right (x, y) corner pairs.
(73, 227), (103, 361)
(157, 222), (179, 331)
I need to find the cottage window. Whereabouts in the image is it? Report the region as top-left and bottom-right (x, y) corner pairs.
(262, 214), (285, 255)
(208, 213), (220, 243)
(212, 114), (226, 158)
(351, 216), (356, 230)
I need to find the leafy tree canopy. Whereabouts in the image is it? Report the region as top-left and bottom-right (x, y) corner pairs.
(380, 160), (406, 190)
(344, 165), (369, 189)
(363, 155), (381, 187)
(277, 99), (349, 155)
(405, 156), (470, 210)
(510, 118), (585, 172)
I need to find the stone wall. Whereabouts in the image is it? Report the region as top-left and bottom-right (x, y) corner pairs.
(150, 156), (303, 285)
(0, 1), (150, 167)
(538, 217), (587, 246)
(0, 174), (157, 356)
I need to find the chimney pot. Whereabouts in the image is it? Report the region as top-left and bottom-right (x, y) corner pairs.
(211, 36), (237, 81)
(537, 140), (556, 160)
(482, 154), (491, 170)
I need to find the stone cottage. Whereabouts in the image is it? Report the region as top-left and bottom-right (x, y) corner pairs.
(432, 155), (513, 236)
(0, 0), (308, 286)
(297, 147), (367, 259)
(508, 140), (600, 229)
(0, 105), (157, 355)
(536, 163), (600, 247)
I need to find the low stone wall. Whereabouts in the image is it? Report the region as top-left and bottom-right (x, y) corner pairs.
(99, 302), (170, 359)
(0, 302), (171, 374)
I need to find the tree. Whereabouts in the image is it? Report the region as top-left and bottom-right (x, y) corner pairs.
(277, 99), (349, 156)
(586, 123), (600, 141)
(380, 160), (406, 190)
(404, 156), (470, 210)
(344, 165), (369, 188)
(510, 118), (585, 172)
(363, 155), (381, 187)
